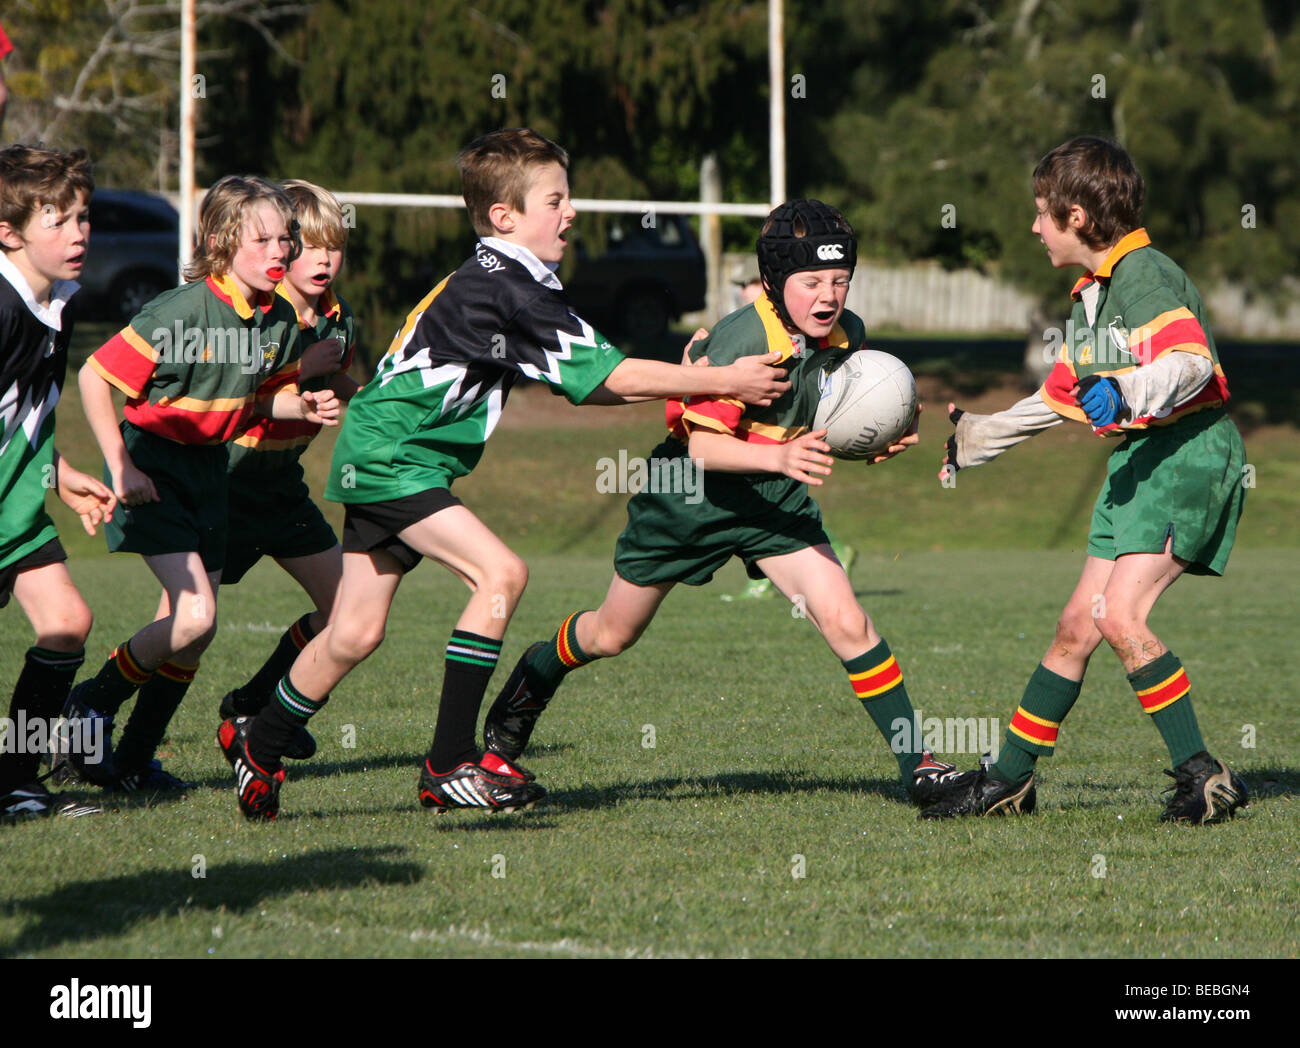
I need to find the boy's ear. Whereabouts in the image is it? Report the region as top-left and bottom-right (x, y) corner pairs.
(487, 201), (515, 235)
(0, 220), (25, 251)
(1066, 203), (1089, 230)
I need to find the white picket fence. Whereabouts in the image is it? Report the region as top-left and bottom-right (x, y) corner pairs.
(717, 253), (1300, 338)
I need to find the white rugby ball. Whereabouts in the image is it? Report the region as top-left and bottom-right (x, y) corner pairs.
(814, 349), (917, 460)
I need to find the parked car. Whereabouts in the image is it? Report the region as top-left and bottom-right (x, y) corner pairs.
(78, 189), (180, 322)
(563, 213), (706, 341)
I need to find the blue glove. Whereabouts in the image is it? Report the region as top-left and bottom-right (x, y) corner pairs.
(1076, 375), (1128, 428)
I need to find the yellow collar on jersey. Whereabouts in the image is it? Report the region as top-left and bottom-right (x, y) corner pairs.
(1071, 227), (1152, 298)
(276, 282), (340, 327)
(208, 273), (276, 319)
(754, 290), (849, 362)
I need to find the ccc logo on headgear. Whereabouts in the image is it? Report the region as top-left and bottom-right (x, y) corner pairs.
(816, 243), (845, 261)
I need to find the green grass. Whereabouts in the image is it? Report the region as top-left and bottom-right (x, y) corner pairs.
(2, 550), (1296, 958)
(5, 326), (1295, 958)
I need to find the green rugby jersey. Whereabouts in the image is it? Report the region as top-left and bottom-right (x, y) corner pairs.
(1040, 229), (1230, 435)
(325, 238), (624, 504)
(228, 286), (355, 479)
(88, 274), (302, 445)
(0, 256), (78, 569)
(667, 292), (866, 447)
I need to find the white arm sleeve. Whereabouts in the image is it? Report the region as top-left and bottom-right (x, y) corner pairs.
(1112, 352), (1214, 423)
(953, 391), (1064, 469)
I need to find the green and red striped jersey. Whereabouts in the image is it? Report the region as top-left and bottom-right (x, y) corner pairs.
(1039, 229), (1230, 435)
(665, 293), (866, 446)
(87, 274), (301, 445)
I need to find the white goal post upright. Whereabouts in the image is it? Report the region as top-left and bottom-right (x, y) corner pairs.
(178, 0), (196, 273)
(769, 0), (786, 207)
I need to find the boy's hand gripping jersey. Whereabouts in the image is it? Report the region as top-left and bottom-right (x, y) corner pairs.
(666, 291), (864, 447)
(228, 286), (356, 476)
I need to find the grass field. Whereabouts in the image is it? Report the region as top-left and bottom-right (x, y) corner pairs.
(2, 328), (1296, 960)
(1, 551), (1296, 959)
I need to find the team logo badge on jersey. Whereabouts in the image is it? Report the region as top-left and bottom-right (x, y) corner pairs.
(1107, 316), (1133, 361)
(259, 338), (281, 372)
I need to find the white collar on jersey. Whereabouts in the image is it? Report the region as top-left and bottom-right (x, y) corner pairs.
(0, 251), (79, 331)
(479, 236), (563, 291)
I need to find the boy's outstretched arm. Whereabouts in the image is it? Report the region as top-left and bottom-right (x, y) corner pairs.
(938, 393), (1063, 481)
(78, 361), (159, 505)
(585, 351), (790, 406)
(687, 428), (836, 487)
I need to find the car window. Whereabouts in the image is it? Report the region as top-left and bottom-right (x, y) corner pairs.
(91, 199), (175, 234)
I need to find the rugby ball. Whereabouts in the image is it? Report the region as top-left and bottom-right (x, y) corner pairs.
(814, 349), (917, 460)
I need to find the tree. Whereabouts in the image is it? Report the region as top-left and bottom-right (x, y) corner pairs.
(800, 0), (1300, 308)
(4, 0), (305, 187)
(259, 0), (772, 339)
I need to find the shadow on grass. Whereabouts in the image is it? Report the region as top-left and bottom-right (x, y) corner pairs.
(188, 751), (427, 791)
(42, 785), (195, 815)
(1241, 767), (1300, 799)
(525, 741), (574, 756)
(549, 768), (906, 812)
(0, 845), (421, 957)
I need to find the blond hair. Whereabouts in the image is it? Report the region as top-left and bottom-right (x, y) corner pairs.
(184, 175), (299, 281)
(458, 128), (569, 237)
(282, 178), (348, 251)
(0, 145), (94, 246)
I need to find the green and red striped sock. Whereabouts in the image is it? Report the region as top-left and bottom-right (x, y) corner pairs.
(522, 611), (597, 695)
(79, 639), (153, 718)
(115, 660), (198, 771)
(990, 663), (1082, 785)
(1130, 651), (1205, 768)
(845, 639), (920, 780)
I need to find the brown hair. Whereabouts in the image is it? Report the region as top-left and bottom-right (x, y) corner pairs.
(0, 145), (94, 247)
(184, 175), (299, 281)
(458, 128), (569, 237)
(282, 178), (348, 252)
(1033, 137), (1144, 251)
